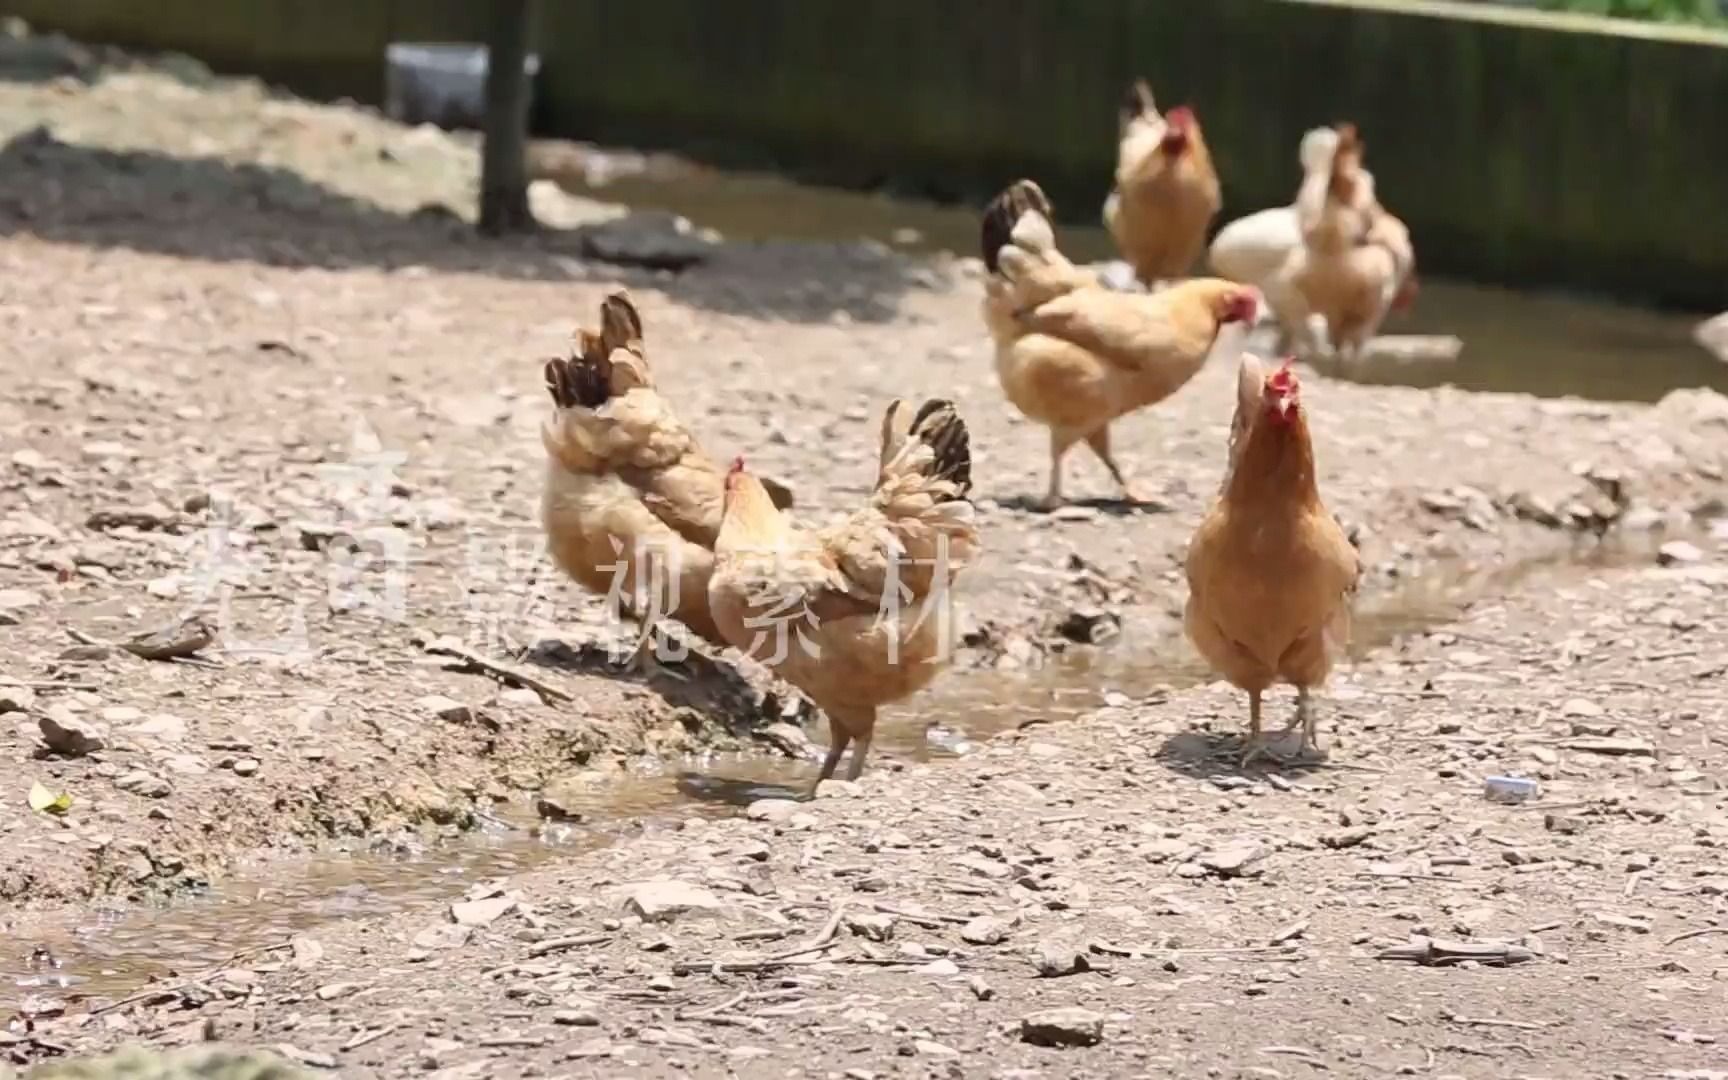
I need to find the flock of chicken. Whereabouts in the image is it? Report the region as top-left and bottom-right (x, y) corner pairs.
(539, 82), (1390, 788)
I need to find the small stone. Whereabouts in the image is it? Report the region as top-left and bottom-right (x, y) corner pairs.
(553, 1008), (601, 1027)
(918, 958), (960, 977)
(450, 896), (516, 927)
(745, 798), (800, 823)
(38, 710), (108, 757)
(231, 757), (260, 777)
(1658, 541), (1705, 566)
(100, 705), (144, 724)
(845, 913), (896, 942)
(290, 936), (325, 967)
(498, 687), (542, 707)
(1321, 827), (1373, 850)
(315, 982), (361, 1001)
(415, 694), (472, 723)
(115, 770), (171, 798)
(1593, 912), (1652, 934)
(1021, 1006), (1105, 1047)
(961, 915), (1015, 945)
(412, 924), (473, 950)
(1033, 940), (1091, 978)
(563, 1036), (614, 1059)
(1561, 698), (1605, 719)
(913, 1039), (959, 1057)
(1544, 814), (1587, 835)
(616, 880), (726, 923)
(1198, 840), (1269, 877)
(967, 975), (996, 1001)
(0, 685), (37, 713)
(1562, 737), (1655, 757)
(814, 779), (863, 799)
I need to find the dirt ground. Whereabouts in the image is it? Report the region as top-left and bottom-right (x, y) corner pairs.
(2, 29), (1728, 1080)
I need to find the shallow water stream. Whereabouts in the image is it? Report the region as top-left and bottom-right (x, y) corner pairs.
(6, 525), (1686, 1008)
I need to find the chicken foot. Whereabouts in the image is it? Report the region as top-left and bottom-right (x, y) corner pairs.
(1085, 426), (1146, 505)
(812, 725), (851, 796)
(1238, 688), (1278, 766)
(1041, 427), (1142, 510)
(1040, 430), (1076, 511)
(811, 709), (876, 796)
(618, 623), (690, 683)
(1281, 686), (1328, 760)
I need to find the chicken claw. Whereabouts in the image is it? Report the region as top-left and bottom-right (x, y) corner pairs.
(1238, 734), (1282, 768)
(618, 628), (690, 683)
(1289, 687), (1328, 761)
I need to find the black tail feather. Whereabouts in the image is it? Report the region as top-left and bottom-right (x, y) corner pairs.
(980, 179), (1053, 275)
(910, 398), (972, 497)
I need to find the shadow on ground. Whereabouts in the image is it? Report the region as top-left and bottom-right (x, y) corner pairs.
(0, 128), (926, 324)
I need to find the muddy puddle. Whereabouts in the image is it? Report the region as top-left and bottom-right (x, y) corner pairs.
(5, 528), (1690, 1009)
(537, 148), (1725, 404)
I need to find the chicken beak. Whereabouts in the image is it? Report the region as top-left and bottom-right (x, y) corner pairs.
(1275, 394), (1296, 421)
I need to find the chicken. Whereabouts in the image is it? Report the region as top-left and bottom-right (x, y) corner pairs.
(1184, 355), (1360, 764)
(1267, 125), (1418, 359)
(540, 292), (790, 676)
(709, 400), (977, 792)
(1103, 80), (1223, 287)
(1208, 127), (1356, 288)
(982, 179), (1259, 509)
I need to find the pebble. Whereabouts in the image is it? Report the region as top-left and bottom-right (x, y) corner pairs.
(1658, 540), (1704, 566)
(1021, 1006), (1105, 1047)
(1198, 840), (1269, 877)
(412, 924), (473, 950)
(1032, 940), (1092, 978)
(231, 757), (261, 777)
(114, 770), (172, 798)
(415, 694), (473, 724)
(615, 880), (726, 922)
(745, 798), (801, 823)
(960, 915), (1014, 945)
(38, 710), (108, 757)
(450, 896), (516, 927)
(845, 913), (896, 942)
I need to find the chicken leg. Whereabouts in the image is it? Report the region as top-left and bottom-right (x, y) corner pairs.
(1292, 686), (1327, 760)
(1239, 688), (1275, 766)
(812, 707), (877, 795)
(812, 723), (851, 797)
(1040, 429), (1079, 511)
(619, 624), (690, 682)
(1085, 426), (1145, 504)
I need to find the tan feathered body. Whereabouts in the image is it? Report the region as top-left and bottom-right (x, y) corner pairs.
(709, 401), (977, 787)
(1185, 356), (1360, 760)
(540, 294), (729, 647)
(1104, 82), (1222, 285)
(1270, 125), (1416, 357)
(981, 179), (1257, 506)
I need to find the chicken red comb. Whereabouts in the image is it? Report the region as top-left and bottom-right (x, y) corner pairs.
(1267, 357), (1299, 393)
(1166, 105), (1196, 130)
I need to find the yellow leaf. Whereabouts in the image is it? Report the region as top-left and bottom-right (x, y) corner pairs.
(28, 781), (71, 815)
